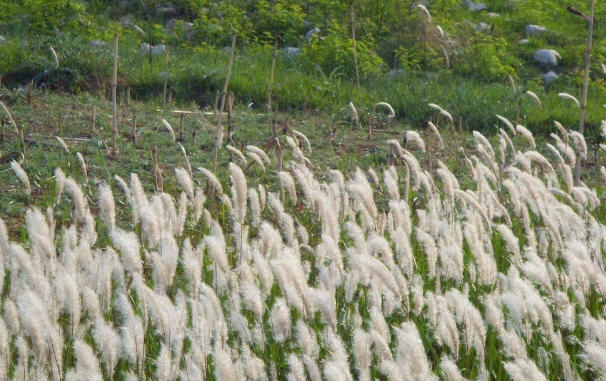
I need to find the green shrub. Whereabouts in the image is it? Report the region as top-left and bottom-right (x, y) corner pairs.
(300, 34), (385, 81)
(454, 36), (521, 81)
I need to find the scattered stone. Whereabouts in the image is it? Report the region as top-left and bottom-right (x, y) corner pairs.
(476, 22), (492, 32)
(465, 0), (488, 11)
(157, 6), (176, 15)
(132, 24), (146, 35)
(89, 39), (107, 48)
(487, 12), (500, 18)
(542, 71), (559, 83)
(305, 27), (320, 39)
(0, 35), (6, 44)
(283, 47), (301, 57)
(533, 49), (560, 66)
(139, 43), (167, 56)
(165, 19), (194, 35)
(525, 24), (546, 36)
(519, 39), (529, 44)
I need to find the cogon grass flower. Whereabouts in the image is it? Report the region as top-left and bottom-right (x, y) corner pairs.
(11, 161), (31, 195)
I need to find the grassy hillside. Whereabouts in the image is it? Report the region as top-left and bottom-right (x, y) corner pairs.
(1, 0), (606, 134)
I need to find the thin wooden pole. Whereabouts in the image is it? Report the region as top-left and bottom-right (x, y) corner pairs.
(92, 105), (97, 135)
(111, 34), (119, 156)
(132, 109), (137, 145)
(350, 1), (361, 100)
(179, 113), (184, 142)
(214, 28), (237, 171)
(574, 0), (595, 185)
(266, 38), (279, 112)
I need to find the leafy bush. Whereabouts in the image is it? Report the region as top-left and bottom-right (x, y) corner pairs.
(454, 36), (521, 81)
(300, 34), (385, 81)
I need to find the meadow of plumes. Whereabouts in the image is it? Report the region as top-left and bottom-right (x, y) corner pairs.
(2, 115), (606, 380)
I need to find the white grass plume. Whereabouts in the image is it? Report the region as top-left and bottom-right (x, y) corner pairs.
(414, 3), (432, 21)
(246, 145), (271, 165)
(175, 167), (194, 201)
(405, 130), (426, 152)
(162, 118), (176, 142)
(11, 161), (31, 195)
(349, 101), (360, 127)
(429, 103), (453, 123)
(515, 125), (536, 148)
(558, 92), (580, 107)
(98, 183), (116, 229)
(246, 150), (266, 170)
(427, 121), (444, 147)
(76, 152), (88, 183)
(525, 90), (541, 107)
(197, 167), (223, 194)
(56, 136), (70, 153)
(227, 144), (247, 165)
(292, 129), (312, 153)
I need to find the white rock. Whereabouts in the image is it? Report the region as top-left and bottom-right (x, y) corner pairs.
(542, 71), (559, 83)
(283, 47), (301, 57)
(305, 27), (320, 39)
(487, 12), (500, 18)
(0, 35), (6, 44)
(519, 39), (529, 44)
(533, 49), (560, 66)
(476, 22), (492, 32)
(89, 39), (107, 48)
(526, 24), (547, 36)
(465, 0), (488, 11)
(139, 43), (167, 55)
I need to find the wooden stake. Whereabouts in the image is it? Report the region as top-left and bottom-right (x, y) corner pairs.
(266, 37), (279, 112)
(178, 113), (185, 142)
(132, 109), (137, 145)
(574, 0), (595, 185)
(152, 146), (163, 192)
(111, 34), (119, 156)
(214, 28), (237, 171)
(227, 92), (235, 142)
(350, 1), (361, 100)
(162, 77), (168, 109)
(92, 105), (97, 135)
(127, 86), (131, 106)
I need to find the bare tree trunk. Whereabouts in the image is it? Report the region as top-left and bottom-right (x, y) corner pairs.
(266, 38), (279, 112)
(574, 0), (595, 185)
(111, 34), (119, 157)
(350, 1), (361, 100)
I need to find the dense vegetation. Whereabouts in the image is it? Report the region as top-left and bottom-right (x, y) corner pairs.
(2, 0), (606, 133)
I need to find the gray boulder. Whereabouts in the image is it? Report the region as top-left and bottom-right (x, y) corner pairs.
(157, 6), (176, 15)
(533, 49), (560, 66)
(541, 71), (559, 83)
(0, 35), (6, 44)
(476, 22), (492, 32)
(465, 0), (488, 11)
(140, 43), (167, 56)
(525, 24), (546, 36)
(305, 27), (320, 39)
(283, 47), (301, 57)
(89, 39), (107, 49)
(519, 39), (529, 44)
